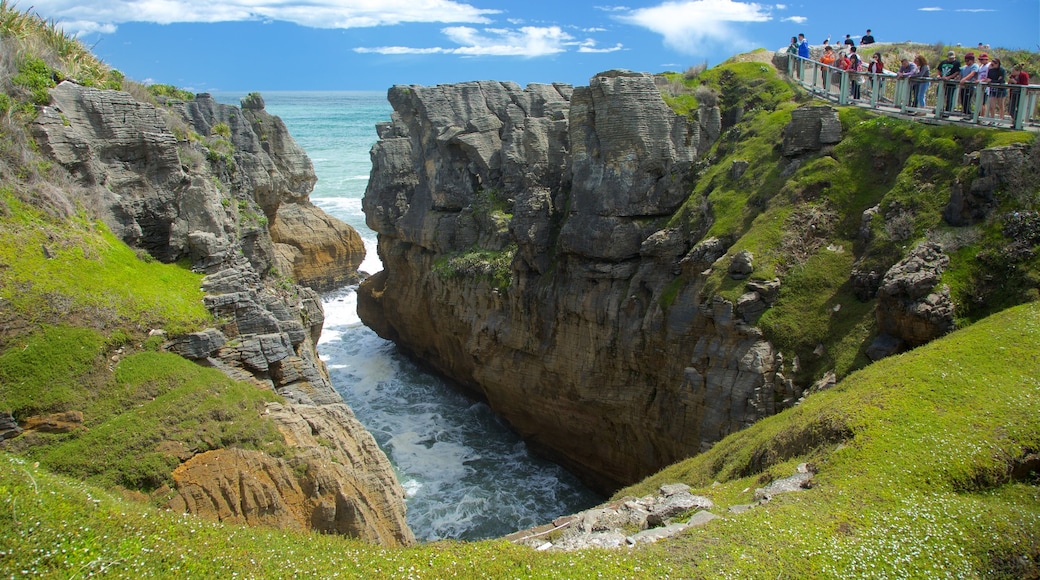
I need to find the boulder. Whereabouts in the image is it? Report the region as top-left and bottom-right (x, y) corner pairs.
(781, 105), (842, 158)
(876, 242), (955, 348)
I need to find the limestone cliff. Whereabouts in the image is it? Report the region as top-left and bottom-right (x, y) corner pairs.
(31, 82), (412, 545)
(358, 68), (1026, 494)
(359, 71), (777, 493)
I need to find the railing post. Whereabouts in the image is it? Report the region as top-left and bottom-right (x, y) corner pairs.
(971, 83), (983, 123)
(839, 71), (849, 105)
(933, 80), (944, 119)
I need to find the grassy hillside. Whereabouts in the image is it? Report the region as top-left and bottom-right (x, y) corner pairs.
(2, 301), (1037, 577)
(659, 58), (1037, 384)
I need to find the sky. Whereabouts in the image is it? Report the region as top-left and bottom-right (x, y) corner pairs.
(26, 0), (1040, 92)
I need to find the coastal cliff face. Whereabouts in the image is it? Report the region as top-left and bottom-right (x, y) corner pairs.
(359, 60), (1033, 494)
(30, 83), (412, 545)
(359, 71), (788, 493)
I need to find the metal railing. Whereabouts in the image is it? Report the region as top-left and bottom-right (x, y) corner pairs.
(785, 54), (1040, 130)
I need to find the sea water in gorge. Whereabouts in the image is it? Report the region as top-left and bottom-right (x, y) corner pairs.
(213, 91), (602, 541)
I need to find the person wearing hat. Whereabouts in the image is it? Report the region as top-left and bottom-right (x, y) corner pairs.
(958, 52), (980, 116)
(937, 50), (961, 115)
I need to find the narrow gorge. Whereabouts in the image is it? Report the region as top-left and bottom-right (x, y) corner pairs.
(358, 64), (1030, 494)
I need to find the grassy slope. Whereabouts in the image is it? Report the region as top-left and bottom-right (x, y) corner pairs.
(665, 61), (1036, 384)
(1, 301), (1037, 578)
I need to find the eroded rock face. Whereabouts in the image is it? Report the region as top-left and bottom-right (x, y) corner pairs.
(31, 82), (409, 545)
(359, 72), (791, 493)
(168, 403), (412, 545)
(874, 241), (955, 351)
(32, 84), (364, 289)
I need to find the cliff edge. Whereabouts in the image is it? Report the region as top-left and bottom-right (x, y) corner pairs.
(359, 65), (1036, 494)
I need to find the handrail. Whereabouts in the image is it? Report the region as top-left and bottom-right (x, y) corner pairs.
(784, 54), (1038, 131)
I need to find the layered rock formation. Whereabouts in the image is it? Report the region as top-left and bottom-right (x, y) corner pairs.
(359, 71), (790, 493)
(359, 71), (1019, 495)
(31, 82), (412, 545)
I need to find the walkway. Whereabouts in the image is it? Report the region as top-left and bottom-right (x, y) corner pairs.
(784, 54), (1040, 132)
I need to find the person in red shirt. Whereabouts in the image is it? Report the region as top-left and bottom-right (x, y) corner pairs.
(1009, 62), (1030, 121)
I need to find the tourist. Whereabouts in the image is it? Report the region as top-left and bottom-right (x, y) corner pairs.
(1009, 62), (1030, 121)
(797, 33), (810, 59)
(849, 52), (864, 100)
(911, 55), (930, 110)
(821, 45), (836, 67)
(976, 53), (992, 116)
(896, 57), (917, 106)
(984, 57), (1007, 122)
(958, 52), (980, 116)
(867, 52), (884, 101)
(787, 35), (799, 66)
(861, 29), (875, 45)
(937, 51), (961, 115)
(844, 34), (855, 48)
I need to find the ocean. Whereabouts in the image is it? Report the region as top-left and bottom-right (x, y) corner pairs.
(212, 91), (602, 542)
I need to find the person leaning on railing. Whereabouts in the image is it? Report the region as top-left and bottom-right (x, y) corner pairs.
(937, 51), (961, 116)
(984, 57), (1007, 123)
(896, 57), (918, 106)
(957, 52), (980, 116)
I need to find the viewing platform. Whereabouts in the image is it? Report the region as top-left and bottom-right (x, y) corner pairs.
(784, 54), (1040, 132)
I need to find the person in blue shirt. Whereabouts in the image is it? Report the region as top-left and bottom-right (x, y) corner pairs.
(794, 33), (810, 79)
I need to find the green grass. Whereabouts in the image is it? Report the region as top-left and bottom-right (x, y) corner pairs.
(0, 190), (211, 335)
(0, 325), (286, 493)
(619, 300), (1040, 577)
(433, 245), (517, 291)
(1, 302), (1037, 577)
(29, 351), (286, 492)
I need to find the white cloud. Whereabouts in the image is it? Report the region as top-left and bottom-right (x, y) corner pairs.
(577, 40), (624, 53)
(617, 0), (771, 55)
(918, 6), (942, 11)
(356, 25), (574, 57)
(781, 16), (806, 24)
(955, 8), (995, 12)
(28, 0), (498, 35)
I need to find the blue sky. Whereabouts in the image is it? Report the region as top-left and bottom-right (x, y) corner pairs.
(28, 0), (1040, 92)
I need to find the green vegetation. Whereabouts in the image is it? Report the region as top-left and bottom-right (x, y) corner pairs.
(0, 189), (211, 335)
(11, 55), (56, 105)
(1, 302), (1036, 577)
(0, 0), (122, 91)
(621, 300), (1040, 578)
(147, 83), (195, 101)
(433, 245), (517, 291)
(664, 68), (1036, 383)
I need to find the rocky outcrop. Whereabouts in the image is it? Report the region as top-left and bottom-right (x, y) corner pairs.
(167, 402), (411, 545)
(359, 72), (795, 494)
(31, 82), (410, 545)
(509, 483), (716, 551)
(32, 85), (364, 288)
(944, 144), (1030, 226)
(872, 241), (955, 356)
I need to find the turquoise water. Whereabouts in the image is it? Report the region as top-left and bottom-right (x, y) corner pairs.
(213, 91), (601, 541)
